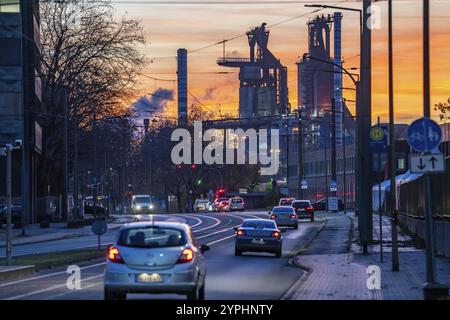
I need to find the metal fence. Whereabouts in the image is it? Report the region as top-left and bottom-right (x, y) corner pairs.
(399, 157), (450, 219)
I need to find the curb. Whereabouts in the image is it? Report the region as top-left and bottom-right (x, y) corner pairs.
(0, 265), (34, 282)
(281, 218), (328, 300)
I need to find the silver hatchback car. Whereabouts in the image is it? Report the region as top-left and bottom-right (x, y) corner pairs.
(104, 221), (209, 300)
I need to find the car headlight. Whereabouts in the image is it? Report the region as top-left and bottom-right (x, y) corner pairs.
(149, 205), (153, 209)
(135, 205), (141, 210)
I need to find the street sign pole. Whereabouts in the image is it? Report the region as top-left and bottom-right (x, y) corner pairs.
(378, 150), (383, 263)
(377, 118), (383, 263)
(5, 146), (12, 266)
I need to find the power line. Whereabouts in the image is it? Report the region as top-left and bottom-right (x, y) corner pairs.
(145, 0), (350, 60)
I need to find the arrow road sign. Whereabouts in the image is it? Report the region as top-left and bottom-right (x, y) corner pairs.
(407, 118), (442, 152)
(410, 154), (446, 174)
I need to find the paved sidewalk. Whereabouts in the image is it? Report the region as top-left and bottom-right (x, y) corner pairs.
(285, 212), (450, 300)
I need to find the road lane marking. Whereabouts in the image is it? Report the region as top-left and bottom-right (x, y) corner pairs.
(169, 214), (203, 228)
(0, 262), (105, 288)
(206, 234), (236, 246)
(189, 215), (221, 232)
(5, 274), (104, 300)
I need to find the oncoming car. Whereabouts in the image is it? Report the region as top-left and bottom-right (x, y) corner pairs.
(193, 199), (209, 213)
(104, 221), (209, 300)
(269, 206), (298, 229)
(131, 195), (154, 214)
(234, 219), (283, 257)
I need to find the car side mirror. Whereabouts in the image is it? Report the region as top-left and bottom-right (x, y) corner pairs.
(200, 244), (210, 253)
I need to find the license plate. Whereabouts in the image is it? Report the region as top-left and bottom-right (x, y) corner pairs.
(136, 273), (163, 283)
(251, 239), (265, 245)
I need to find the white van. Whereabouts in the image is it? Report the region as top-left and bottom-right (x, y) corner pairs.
(131, 195), (154, 214)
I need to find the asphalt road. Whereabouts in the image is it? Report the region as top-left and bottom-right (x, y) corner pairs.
(0, 211), (325, 300)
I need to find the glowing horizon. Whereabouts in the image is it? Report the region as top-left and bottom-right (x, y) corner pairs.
(113, 0), (450, 124)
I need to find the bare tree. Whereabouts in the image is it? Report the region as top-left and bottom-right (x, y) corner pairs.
(38, 0), (147, 195)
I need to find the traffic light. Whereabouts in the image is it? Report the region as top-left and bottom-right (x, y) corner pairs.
(191, 164), (197, 170)
(216, 187), (225, 198)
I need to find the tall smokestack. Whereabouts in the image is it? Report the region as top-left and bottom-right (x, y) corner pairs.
(333, 12), (343, 146)
(177, 48), (188, 125)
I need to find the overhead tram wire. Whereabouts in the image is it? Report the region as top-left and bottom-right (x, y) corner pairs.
(143, 0), (351, 61)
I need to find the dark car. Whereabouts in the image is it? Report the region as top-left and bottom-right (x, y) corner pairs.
(291, 200), (314, 222)
(234, 219), (283, 257)
(84, 202), (108, 216)
(0, 205), (22, 224)
(311, 198), (344, 211)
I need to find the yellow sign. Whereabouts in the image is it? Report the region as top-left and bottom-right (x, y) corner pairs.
(370, 126), (384, 142)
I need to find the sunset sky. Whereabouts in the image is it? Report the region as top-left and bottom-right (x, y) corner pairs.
(112, 0), (450, 124)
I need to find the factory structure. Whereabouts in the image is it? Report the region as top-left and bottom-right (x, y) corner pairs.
(217, 23), (289, 119)
(175, 13), (357, 200)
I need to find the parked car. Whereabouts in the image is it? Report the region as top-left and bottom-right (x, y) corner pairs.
(131, 195), (154, 214)
(278, 198), (295, 206)
(291, 200), (315, 222)
(311, 198), (344, 212)
(104, 221), (209, 300)
(268, 206), (298, 229)
(84, 202), (107, 216)
(0, 205), (22, 224)
(193, 199), (209, 213)
(234, 219), (283, 257)
(226, 197), (245, 212)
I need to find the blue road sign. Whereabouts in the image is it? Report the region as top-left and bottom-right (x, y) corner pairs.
(407, 118), (442, 152)
(92, 218), (107, 236)
(369, 125), (388, 153)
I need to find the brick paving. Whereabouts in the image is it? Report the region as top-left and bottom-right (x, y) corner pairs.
(284, 212), (450, 300)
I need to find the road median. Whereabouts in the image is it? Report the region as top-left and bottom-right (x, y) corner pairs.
(0, 248), (106, 277)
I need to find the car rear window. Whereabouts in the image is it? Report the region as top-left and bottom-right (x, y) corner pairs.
(273, 207), (295, 213)
(292, 201), (310, 209)
(118, 227), (186, 248)
(231, 198), (243, 203)
(279, 199), (293, 205)
(242, 220), (275, 229)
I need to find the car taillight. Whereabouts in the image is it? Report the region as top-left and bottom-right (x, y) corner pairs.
(107, 245), (124, 264)
(236, 229), (245, 237)
(290, 213), (296, 219)
(270, 214), (277, 219)
(177, 248), (194, 264)
(272, 231), (281, 239)
(306, 206), (314, 212)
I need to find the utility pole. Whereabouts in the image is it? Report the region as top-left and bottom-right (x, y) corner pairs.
(421, 0), (449, 300)
(62, 89), (69, 222)
(331, 98), (337, 205)
(388, 0), (400, 271)
(297, 107), (304, 199)
(358, 0), (373, 254)
(342, 110), (347, 214)
(73, 112), (80, 219)
(4, 145), (12, 266)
